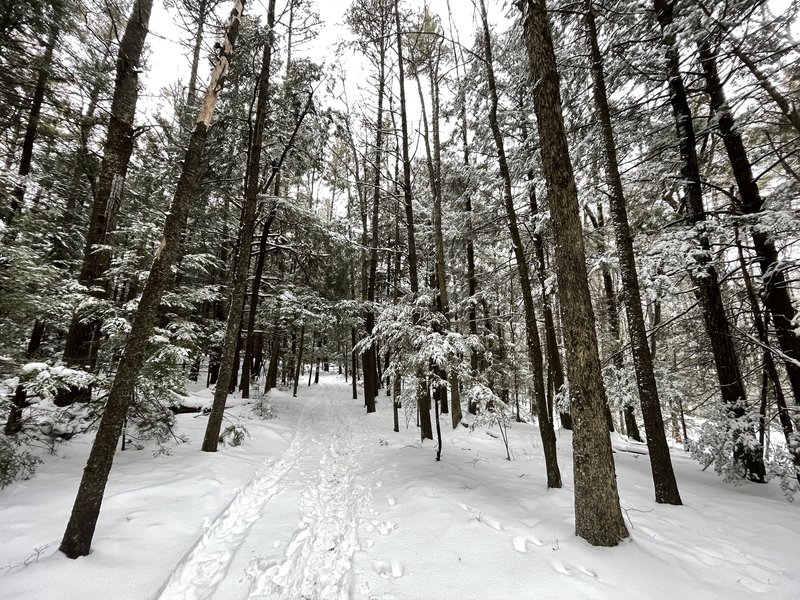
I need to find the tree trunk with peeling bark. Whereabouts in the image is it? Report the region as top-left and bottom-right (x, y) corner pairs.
(59, 0), (246, 558)
(203, 4), (277, 451)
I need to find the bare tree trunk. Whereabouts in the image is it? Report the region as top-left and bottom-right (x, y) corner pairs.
(430, 42), (462, 428)
(446, 1), (480, 409)
(733, 227), (800, 481)
(699, 38), (800, 408)
(586, 1), (680, 504)
(293, 324), (306, 397)
(479, 0), (561, 488)
(5, 17), (59, 235)
(351, 327), (358, 400)
(654, 0), (765, 482)
(59, 0), (246, 558)
(62, 0), (154, 381)
(519, 0), (627, 545)
(183, 0), (210, 127)
(529, 187), (570, 429)
(239, 204), (277, 397)
(203, 6), (277, 450)
(363, 25), (387, 414)
(394, 0), (430, 439)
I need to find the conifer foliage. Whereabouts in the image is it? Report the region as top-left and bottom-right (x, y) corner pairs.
(0, 0), (798, 557)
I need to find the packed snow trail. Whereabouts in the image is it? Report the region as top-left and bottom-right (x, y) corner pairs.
(157, 381), (371, 600)
(245, 388), (371, 599)
(1, 373), (799, 600)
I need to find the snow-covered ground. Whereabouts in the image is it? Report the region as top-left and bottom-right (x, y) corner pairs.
(1, 373), (797, 599)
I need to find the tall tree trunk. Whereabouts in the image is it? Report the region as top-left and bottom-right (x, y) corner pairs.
(363, 31), (386, 414)
(293, 324), (306, 397)
(62, 0), (154, 379)
(183, 0), (209, 127)
(584, 206), (621, 433)
(351, 327), (358, 400)
(203, 5), (276, 451)
(519, 0), (628, 545)
(585, 1), (680, 504)
(394, 0), (430, 439)
(430, 42), (462, 429)
(699, 38), (800, 408)
(479, 0), (561, 489)
(59, 0), (246, 558)
(529, 187), (570, 429)
(654, 0), (765, 482)
(240, 203), (277, 397)
(6, 17), (59, 235)
(447, 1), (480, 405)
(238, 94), (310, 396)
(733, 226), (800, 481)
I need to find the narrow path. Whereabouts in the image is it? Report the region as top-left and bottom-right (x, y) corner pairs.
(157, 380), (372, 600)
(246, 387), (371, 599)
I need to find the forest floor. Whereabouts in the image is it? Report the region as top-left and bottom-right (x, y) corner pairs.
(1, 373), (798, 599)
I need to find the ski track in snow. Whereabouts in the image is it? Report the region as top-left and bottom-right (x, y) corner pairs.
(245, 384), (370, 600)
(155, 396), (317, 600)
(156, 382), (371, 600)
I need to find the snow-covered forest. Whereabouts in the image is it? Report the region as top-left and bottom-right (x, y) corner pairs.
(1, 0), (798, 597)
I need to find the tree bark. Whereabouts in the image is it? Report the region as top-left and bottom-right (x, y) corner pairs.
(203, 5), (276, 450)
(59, 0), (246, 558)
(62, 0), (154, 379)
(479, 0), (561, 488)
(394, 0), (431, 439)
(519, 0), (627, 545)
(699, 38), (800, 408)
(586, 1), (680, 504)
(654, 0), (765, 482)
(183, 0), (209, 127)
(293, 324), (306, 397)
(6, 18), (59, 234)
(239, 203), (277, 397)
(529, 187), (570, 430)
(363, 21), (387, 414)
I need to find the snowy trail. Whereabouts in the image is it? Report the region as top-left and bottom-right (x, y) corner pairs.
(2, 374), (799, 600)
(156, 381), (372, 600)
(155, 396), (318, 600)
(245, 384), (371, 600)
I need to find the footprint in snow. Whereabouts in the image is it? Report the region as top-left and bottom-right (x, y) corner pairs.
(367, 519), (395, 535)
(482, 517), (504, 531)
(737, 574), (771, 594)
(577, 565), (597, 579)
(512, 535), (544, 553)
(422, 487), (439, 498)
(551, 560), (572, 576)
(372, 559), (404, 579)
(377, 521), (395, 535)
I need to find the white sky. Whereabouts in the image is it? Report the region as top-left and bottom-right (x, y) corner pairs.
(140, 0), (487, 123)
